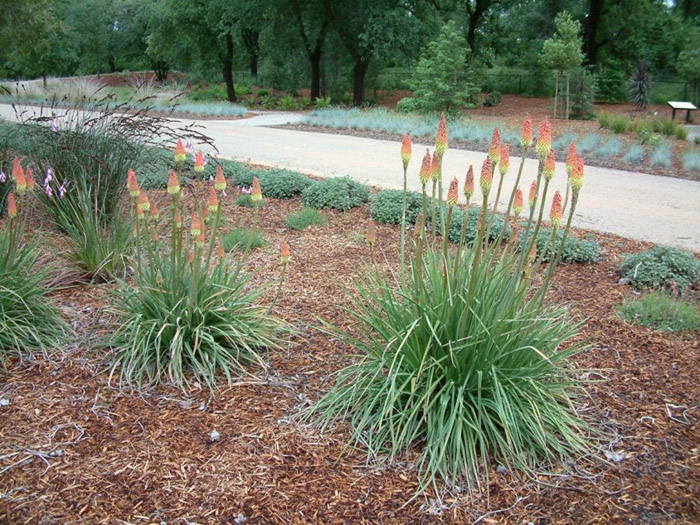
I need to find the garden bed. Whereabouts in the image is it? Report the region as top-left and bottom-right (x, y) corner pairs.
(1, 188), (698, 523)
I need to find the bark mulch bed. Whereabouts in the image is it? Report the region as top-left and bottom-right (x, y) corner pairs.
(1, 191), (698, 524)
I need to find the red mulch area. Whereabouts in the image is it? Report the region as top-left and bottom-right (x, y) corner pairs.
(1, 187), (699, 523)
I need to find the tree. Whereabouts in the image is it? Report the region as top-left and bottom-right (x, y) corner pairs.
(541, 11), (584, 119)
(676, 30), (700, 104)
(287, 0), (330, 100)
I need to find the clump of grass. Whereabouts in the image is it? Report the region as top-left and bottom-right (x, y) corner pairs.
(682, 150), (700, 171)
(597, 112), (630, 134)
(222, 227), (265, 251)
(675, 126), (689, 141)
(285, 207), (324, 230)
(618, 292), (699, 333)
(650, 143), (673, 167)
(623, 144), (646, 164)
(592, 137), (622, 158)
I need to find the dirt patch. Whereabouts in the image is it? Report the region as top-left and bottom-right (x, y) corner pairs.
(1, 185), (698, 523)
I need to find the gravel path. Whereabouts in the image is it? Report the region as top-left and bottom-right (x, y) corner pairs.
(2, 106), (699, 252)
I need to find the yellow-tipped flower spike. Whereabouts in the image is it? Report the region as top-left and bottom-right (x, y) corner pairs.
(196, 231), (206, 248)
(488, 128), (501, 164)
(25, 167), (34, 192)
(175, 210), (183, 229)
(12, 157), (26, 195)
(464, 165), (474, 202)
(528, 180), (537, 208)
(543, 149), (556, 180)
(214, 165), (227, 192)
(513, 187), (524, 217)
(136, 206), (145, 220)
(167, 170), (180, 195)
(528, 243), (537, 264)
(127, 168), (139, 198)
(419, 149), (431, 186)
(202, 206), (210, 223)
(280, 242), (291, 264)
(499, 143), (510, 176)
(190, 212), (202, 238)
(137, 190), (150, 212)
(480, 157), (493, 196)
(566, 142), (577, 178)
(570, 157), (585, 194)
(366, 220), (376, 247)
(7, 192), (17, 219)
(550, 190), (563, 227)
(194, 151), (205, 174)
(175, 140), (186, 164)
(208, 186), (219, 213)
(446, 177), (459, 206)
(150, 201), (159, 221)
(435, 113), (448, 157)
(536, 119), (552, 160)
(401, 133), (412, 170)
(521, 117), (533, 149)
(431, 150), (440, 182)
(251, 176), (262, 203)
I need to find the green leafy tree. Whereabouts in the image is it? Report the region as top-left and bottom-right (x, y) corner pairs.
(676, 30), (700, 104)
(406, 20), (478, 112)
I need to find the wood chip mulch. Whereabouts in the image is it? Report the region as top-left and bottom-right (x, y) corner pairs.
(1, 191), (698, 524)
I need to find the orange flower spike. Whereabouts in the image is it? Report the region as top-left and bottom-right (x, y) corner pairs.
(190, 212), (202, 238)
(521, 117), (533, 149)
(480, 157), (493, 197)
(136, 206), (145, 220)
(464, 165), (474, 202)
(435, 113), (448, 157)
(127, 169), (140, 198)
(543, 149), (556, 181)
(280, 242), (291, 264)
(167, 170), (180, 196)
(174, 210), (183, 229)
(174, 140), (186, 164)
(7, 193), (17, 219)
(208, 186), (219, 213)
(566, 142), (577, 177)
(550, 190), (563, 227)
(214, 165), (226, 192)
(446, 177), (459, 206)
(366, 220), (376, 247)
(12, 158), (26, 194)
(150, 201), (160, 221)
(401, 134), (412, 170)
(513, 188), (524, 217)
(25, 167), (35, 191)
(570, 157), (585, 194)
(528, 180), (537, 208)
(499, 143), (510, 176)
(488, 128), (501, 164)
(419, 149), (431, 186)
(137, 190), (150, 212)
(536, 119), (552, 160)
(194, 152), (205, 174)
(251, 176), (262, 203)
(431, 150), (440, 182)
(202, 206), (210, 223)
(196, 231), (206, 248)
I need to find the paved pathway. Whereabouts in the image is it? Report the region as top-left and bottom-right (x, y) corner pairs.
(2, 106), (699, 251)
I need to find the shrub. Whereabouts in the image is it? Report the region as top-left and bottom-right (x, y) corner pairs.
(222, 227), (265, 251)
(675, 126), (689, 141)
(302, 177), (370, 211)
(307, 118), (590, 491)
(278, 94), (298, 110)
(314, 96), (331, 109)
(285, 207), (324, 230)
(597, 112), (630, 134)
(370, 189), (424, 225)
(618, 292), (699, 333)
(483, 91), (502, 107)
(570, 68), (597, 120)
(650, 143), (673, 167)
(623, 144), (646, 164)
(233, 169), (312, 199)
(682, 150), (700, 171)
(619, 246), (700, 292)
(629, 60), (652, 110)
(106, 162), (287, 391)
(592, 137), (622, 158)
(520, 228), (600, 264)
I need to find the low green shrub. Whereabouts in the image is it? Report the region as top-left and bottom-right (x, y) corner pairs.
(301, 177), (370, 211)
(278, 94), (298, 110)
(285, 207), (324, 230)
(370, 189), (424, 224)
(483, 91), (502, 107)
(233, 169), (312, 199)
(222, 227), (265, 251)
(675, 126), (689, 141)
(619, 246), (700, 292)
(520, 228), (600, 263)
(618, 292), (699, 333)
(314, 96), (331, 109)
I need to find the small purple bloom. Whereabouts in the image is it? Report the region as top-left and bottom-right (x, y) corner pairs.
(45, 186), (53, 198)
(50, 119), (58, 133)
(239, 186), (251, 195)
(0, 170), (6, 184)
(58, 181), (68, 199)
(44, 167), (54, 185)
(185, 141), (193, 152)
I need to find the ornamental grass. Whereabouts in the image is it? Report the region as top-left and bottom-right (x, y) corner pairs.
(308, 115), (591, 493)
(106, 143), (289, 392)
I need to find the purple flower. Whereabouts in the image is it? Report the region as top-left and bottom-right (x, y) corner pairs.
(0, 170), (6, 184)
(50, 119), (58, 133)
(45, 186), (53, 198)
(239, 186), (251, 195)
(58, 181), (68, 199)
(185, 141), (193, 152)
(44, 167), (54, 185)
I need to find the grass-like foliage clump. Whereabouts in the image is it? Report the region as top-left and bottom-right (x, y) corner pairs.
(308, 116), (591, 492)
(222, 227), (265, 251)
(107, 153), (288, 391)
(285, 207), (324, 230)
(302, 176), (370, 211)
(1, 160), (68, 362)
(618, 292), (699, 333)
(521, 228), (600, 264)
(619, 245), (700, 292)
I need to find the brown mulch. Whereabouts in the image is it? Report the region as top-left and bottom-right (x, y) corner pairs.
(1, 189), (699, 524)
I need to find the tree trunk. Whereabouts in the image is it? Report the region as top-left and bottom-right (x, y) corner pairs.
(222, 33), (237, 102)
(585, 0), (604, 65)
(250, 55), (258, 79)
(310, 49), (322, 100)
(466, 0), (491, 55)
(352, 58), (369, 106)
